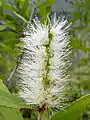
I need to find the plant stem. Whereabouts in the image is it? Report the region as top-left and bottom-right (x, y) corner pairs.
(38, 111), (43, 120)
(37, 104), (48, 120)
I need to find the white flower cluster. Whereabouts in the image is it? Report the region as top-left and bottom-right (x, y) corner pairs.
(17, 15), (70, 108)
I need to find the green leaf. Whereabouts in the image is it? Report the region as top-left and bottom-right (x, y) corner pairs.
(42, 0), (55, 6)
(13, 11), (27, 23)
(20, 0), (30, 15)
(71, 10), (81, 21)
(0, 80), (9, 93)
(0, 82), (30, 109)
(38, 0), (55, 18)
(0, 89), (30, 109)
(0, 31), (18, 39)
(70, 37), (90, 52)
(0, 106), (24, 120)
(52, 94), (90, 120)
(0, 44), (16, 56)
(0, 25), (6, 31)
(4, 21), (16, 30)
(39, 4), (46, 16)
(0, 82), (24, 120)
(3, 38), (20, 47)
(3, 3), (14, 11)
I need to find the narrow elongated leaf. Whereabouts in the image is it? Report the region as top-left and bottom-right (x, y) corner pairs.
(21, 0), (29, 15)
(13, 11), (27, 23)
(52, 94), (90, 120)
(3, 3), (14, 11)
(4, 21), (16, 30)
(0, 25), (6, 31)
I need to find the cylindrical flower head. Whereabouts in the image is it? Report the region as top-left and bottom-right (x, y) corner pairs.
(17, 15), (70, 109)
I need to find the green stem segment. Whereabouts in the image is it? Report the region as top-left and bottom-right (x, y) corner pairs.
(42, 32), (54, 90)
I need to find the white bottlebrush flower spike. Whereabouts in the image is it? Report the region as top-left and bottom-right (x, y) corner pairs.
(17, 15), (70, 109)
